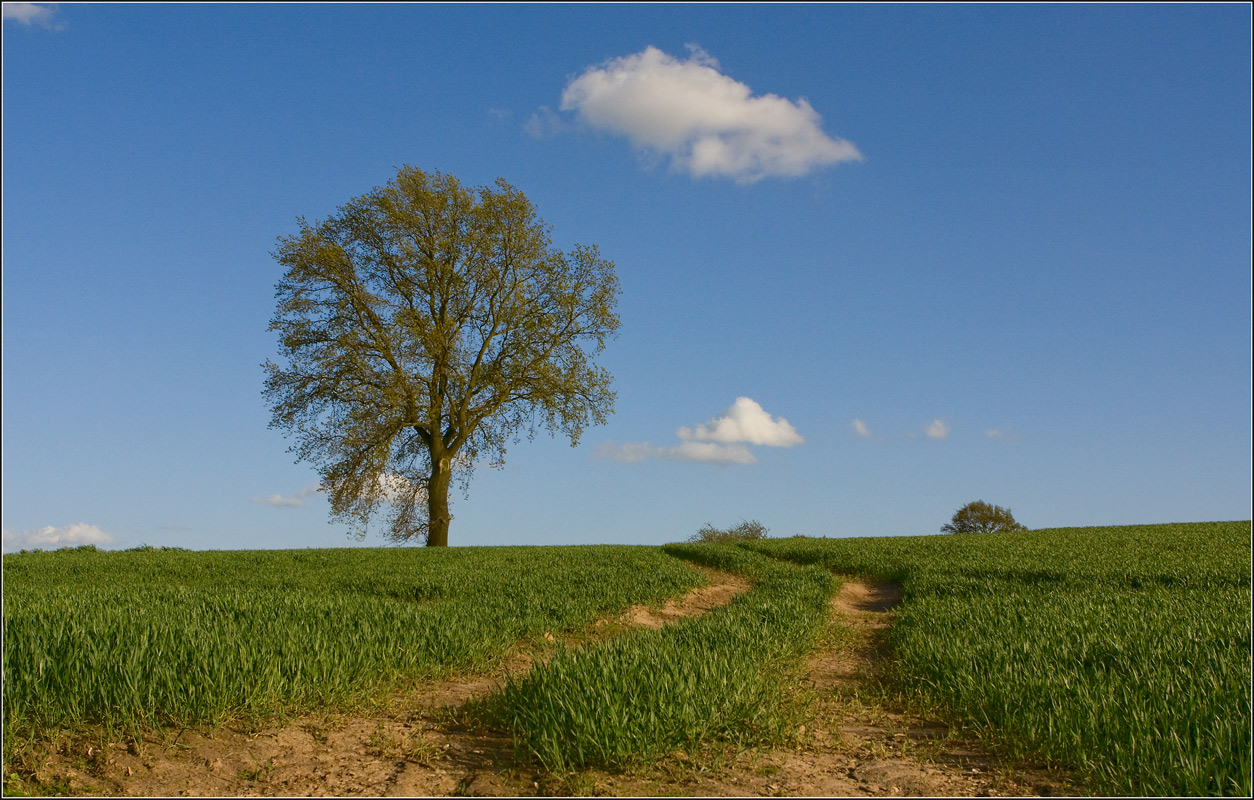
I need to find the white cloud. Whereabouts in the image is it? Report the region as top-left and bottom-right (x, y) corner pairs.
(258, 473), (437, 509)
(926, 419), (949, 439)
(678, 397), (803, 447)
(596, 440), (756, 465)
(852, 419), (871, 438)
(595, 441), (653, 464)
(523, 106), (571, 139)
(252, 484), (322, 508)
(670, 441), (756, 464)
(986, 429), (1005, 438)
(3, 522), (115, 552)
(2, 3), (64, 29)
(310, 473), (424, 505)
(596, 397), (801, 466)
(558, 44), (861, 182)
(373, 472), (420, 503)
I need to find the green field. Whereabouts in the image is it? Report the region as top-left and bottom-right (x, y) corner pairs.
(749, 521), (1252, 796)
(1, 545), (704, 741)
(478, 543), (836, 771)
(3, 521), (1250, 796)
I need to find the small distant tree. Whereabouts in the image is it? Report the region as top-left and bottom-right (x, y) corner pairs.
(940, 501), (1027, 534)
(689, 519), (770, 544)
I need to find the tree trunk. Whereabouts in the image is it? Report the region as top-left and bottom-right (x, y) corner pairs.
(426, 457), (452, 547)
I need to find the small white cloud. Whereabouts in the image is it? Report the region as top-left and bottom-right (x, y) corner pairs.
(926, 419), (949, 439)
(682, 42), (720, 68)
(669, 441), (756, 464)
(252, 493), (302, 508)
(487, 107), (511, 120)
(596, 440), (755, 465)
(523, 106), (571, 139)
(678, 397), (803, 447)
(595, 397), (800, 466)
(595, 441), (653, 464)
(3, 3), (64, 30)
(986, 429), (1005, 438)
(314, 473), (424, 504)
(252, 484), (322, 508)
(557, 45), (861, 182)
(3, 522), (115, 552)
(373, 472), (420, 503)
(852, 419), (871, 438)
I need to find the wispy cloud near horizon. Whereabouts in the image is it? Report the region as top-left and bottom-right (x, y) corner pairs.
(263, 474), (424, 507)
(596, 440), (756, 465)
(2, 522), (115, 552)
(553, 44), (861, 182)
(251, 484), (322, 508)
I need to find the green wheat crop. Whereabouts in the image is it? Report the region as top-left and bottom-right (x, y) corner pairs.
(2, 544), (704, 755)
(749, 521), (1252, 797)
(477, 543), (837, 772)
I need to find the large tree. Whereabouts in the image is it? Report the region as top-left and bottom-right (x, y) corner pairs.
(264, 166), (619, 546)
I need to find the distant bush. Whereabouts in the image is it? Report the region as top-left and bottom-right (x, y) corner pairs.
(940, 500), (1027, 534)
(689, 519), (770, 544)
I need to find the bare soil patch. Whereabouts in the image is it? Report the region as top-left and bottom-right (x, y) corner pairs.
(615, 566), (751, 630)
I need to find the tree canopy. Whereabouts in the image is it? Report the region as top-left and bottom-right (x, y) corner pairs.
(940, 500), (1028, 534)
(263, 166), (620, 546)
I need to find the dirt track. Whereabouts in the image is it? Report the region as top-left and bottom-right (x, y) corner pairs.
(25, 571), (1076, 797)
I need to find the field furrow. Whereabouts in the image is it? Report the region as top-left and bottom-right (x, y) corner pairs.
(6, 562), (750, 797)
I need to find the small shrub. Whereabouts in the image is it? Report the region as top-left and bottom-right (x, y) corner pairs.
(689, 520), (770, 544)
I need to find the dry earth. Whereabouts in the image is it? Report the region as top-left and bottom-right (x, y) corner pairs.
(21, 570), (1077, 797)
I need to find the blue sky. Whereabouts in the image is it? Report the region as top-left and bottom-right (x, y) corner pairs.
(3, 3), (1250, 552)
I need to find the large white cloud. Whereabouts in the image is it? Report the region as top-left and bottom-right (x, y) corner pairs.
(2, 522), (115, 552)
(678, 397), (803, 447)
(558, 45), (861, 182)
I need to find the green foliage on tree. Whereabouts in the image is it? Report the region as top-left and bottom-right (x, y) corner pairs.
(940, 500), (1028, 534)
(688, 519), (771, 544)
(264, 166), (620, 546)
